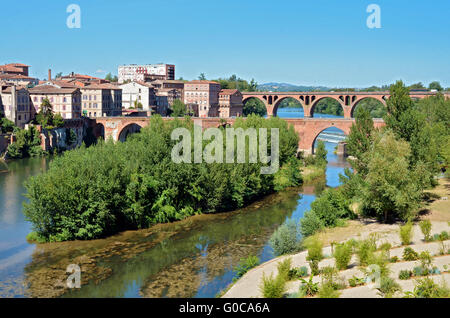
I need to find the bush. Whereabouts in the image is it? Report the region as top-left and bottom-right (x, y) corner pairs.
(404, 277), (450, 298)
(260, 273), (286, 298)
(377, 276), (401, 298)
(399, 270), (413, 280)
(419, 220), (432, 242)
(289, 266), (308, 280)
(399, 222), (413, 245)
(269, 220), (300, 256)
(348, 276), (365, 287)
(320, 266), (346, 290)
(389, 256), (399, 263)
(356, 238), (377, 266)
(333, 241), (353, 270)
(305, 237), (324, 275)
(318, 282), (341, 298)
(299, 210), (324, 237)
(298, 275), (319, 297)
(403, 247), (419, 261)
(233, 255), (260, 281)
(418, 251), (433, 275)
(276, 258), (292, 282)
(436, 231), (449, 241)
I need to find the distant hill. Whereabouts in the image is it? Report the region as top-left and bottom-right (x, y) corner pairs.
(257, 82), (330, 92)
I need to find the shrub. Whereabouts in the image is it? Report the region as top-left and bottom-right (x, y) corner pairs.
(399, 222), (413, 245)
(403, 247), (419, 261)
(299, 210), (323, 237)
(289, 266), (308, 280)
(298, 275), (319, 297)
(356, 239), (376, 266)
(398, 270), (413, 280)
(318, 282), (341, 298)
(320, 266), (346, 290)
(269, 220), (300, 256)
(277, 258), (292, 281)
(419, 220), (432, 242)
(348, 276), (365, 287)
(367, 251), (390, 278)
(260, 273), (286, 298)
(233, 255), (260, 281)
(377, 276), (401, 298)
(389, 256), (399, 263)
(333, 241), (353, 270)
(418, 251), (433, 275)
(437, 231), (449, 241)
(305, 237), (324, 275)
(404, 277), (450, 298)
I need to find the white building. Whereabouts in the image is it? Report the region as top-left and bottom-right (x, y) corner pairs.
(118, 64), (175, 83)
(119, 81), (156, 112)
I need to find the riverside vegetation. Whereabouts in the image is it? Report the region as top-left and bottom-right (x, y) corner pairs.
(24, 115), (303, 242)
(265, 81), (450, 260)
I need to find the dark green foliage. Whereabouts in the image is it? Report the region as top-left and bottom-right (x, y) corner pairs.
(288, 266), (308, 279)
(35, 98), (64, 129)
(6, 126), (44, 159)
(23, 115), (300, 242)
(233, 255), (260, 281)
(65, 128), (77, 147)
(243, 98), (267, 117)
(300, 187), (354, 237)
(314, 98), (343, 116)
(0, 117), (16, 133)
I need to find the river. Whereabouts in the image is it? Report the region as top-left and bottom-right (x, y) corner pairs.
(0, 109), (349, 298)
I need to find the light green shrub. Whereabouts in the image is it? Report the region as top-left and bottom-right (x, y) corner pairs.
(399, 222), (413, 245)
(333, 241), (353, 270)
(260, 273), (286, 298)
(419, 220), (432, 242)
(305, 237), (324, 275)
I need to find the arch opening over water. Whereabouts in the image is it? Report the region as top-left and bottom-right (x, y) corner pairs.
(312, 126), (347, 155)
(274, 97), (304, 118)
(310, 97), (344, 118)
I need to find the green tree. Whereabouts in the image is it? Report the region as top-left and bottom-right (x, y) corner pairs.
(428, 81), (443, 91)
(360, 130), (424, 222)
(408, 82), (426, 90)
(346, 107), (375, 176)
(35, 98), (54, 128)
(198, 73), (207, 80)
(169, 99), (187, 117)
(314, 140), (328, 167)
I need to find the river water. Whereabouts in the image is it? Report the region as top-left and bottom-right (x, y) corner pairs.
(0, 109), (349, 298)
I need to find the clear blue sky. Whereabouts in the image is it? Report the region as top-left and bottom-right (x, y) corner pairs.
(1, 0), (449, 88)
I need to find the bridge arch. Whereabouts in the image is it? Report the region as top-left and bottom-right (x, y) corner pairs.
(310, 96), (345, 118)
(350, 96), (387, 118)
(94, 123), (105, 140)
(242, 96), (267, 116)
(273, 96), (305, 117)
(118, 123), (143, 142)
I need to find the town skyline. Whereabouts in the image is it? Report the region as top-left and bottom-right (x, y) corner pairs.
(0, 0), (449, 87)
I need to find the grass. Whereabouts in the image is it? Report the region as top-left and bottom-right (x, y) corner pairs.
(302, 165), (326, 183)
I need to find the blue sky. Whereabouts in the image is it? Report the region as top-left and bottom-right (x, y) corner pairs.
(0, 0), (449, 88)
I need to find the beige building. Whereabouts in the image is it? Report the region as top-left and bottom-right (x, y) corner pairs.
(79, 83), (122, 117)
(0, 83), (33, 128)
(118, 64), (175, 83)
(218, 89), (243, 118)
(184, 80), (221, 117)
(29, 84), (82, 119)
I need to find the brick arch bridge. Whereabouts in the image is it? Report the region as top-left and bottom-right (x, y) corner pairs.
(241, 91), (436, 118)
(92, 116), (385, 154)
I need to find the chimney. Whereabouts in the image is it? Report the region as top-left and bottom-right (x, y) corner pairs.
(48, 69), (52, 81)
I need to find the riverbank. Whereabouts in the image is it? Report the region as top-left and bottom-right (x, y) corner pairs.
(222, 178), (450, 298)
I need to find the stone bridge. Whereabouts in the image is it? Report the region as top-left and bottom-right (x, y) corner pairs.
(93, 116), (385, 154)
(241, 91), (437, 117)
